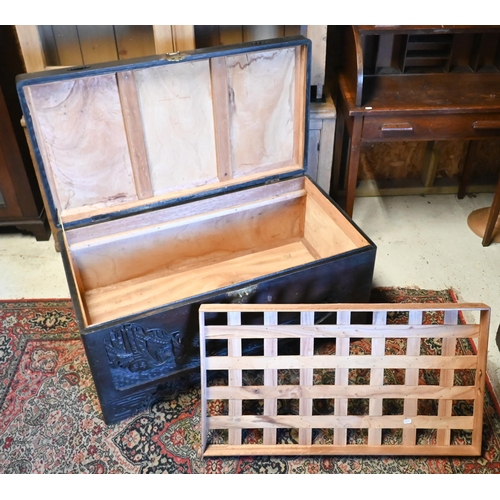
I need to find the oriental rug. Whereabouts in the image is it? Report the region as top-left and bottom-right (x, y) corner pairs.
(0, 288), (499, 474)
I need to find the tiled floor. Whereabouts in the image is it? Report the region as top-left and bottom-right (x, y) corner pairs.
(1, 192), (499, 403)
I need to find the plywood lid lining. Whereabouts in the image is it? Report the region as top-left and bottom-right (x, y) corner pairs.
(20, 42), (309, 226)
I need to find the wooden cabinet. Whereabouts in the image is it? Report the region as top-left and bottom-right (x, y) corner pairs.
(0, 86), (49, 240)
(309, 92), (337, 192)
(330, 26), (500, 217)
(0, 26), (49, 240)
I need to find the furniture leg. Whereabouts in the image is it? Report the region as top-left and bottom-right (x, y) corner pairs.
(330, 103), (345, 199)
(458, 140), (480, 199)
(481, 173), (500, 246)
(420, 141), (438, 188)
(344, 116), (363, 218)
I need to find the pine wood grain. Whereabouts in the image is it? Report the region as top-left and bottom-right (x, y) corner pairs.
(65, 177), (305, 245)
(210, 57), (233, 181)
(15, 25), (46, 72)
(200, 303), (490, 457)
(206, 385), (477, 400)
(66, 177), (371, 327)
(25, 76), (138, 211)
(134, 60), (218, 196)
(84, 241), (316, 326)
(402, 310), (422, 446)
(226, 48), (298, 177)
(21, 43), (309, 224)
(368, 311), (386, 446)
(263, 311), (278, 445)
(116, 71), (153, 199)
(227, 312), (242, 446)
(437, 310), (459, 446)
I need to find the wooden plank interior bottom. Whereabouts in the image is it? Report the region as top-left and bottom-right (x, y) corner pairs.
(84, 239), (316, 326)
(199, 303), (490, 457)
(67, 176), (371, 328)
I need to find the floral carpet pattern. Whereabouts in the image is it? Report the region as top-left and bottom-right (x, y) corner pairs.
(0, 289), (499, 474)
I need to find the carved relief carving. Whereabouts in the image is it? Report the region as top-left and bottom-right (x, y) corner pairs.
(104, 323), (181, 373)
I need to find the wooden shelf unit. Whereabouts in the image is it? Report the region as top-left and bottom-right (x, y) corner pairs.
(14, 25), (196, 72)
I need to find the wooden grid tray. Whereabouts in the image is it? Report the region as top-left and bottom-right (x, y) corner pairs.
(199, 303), (490, 456)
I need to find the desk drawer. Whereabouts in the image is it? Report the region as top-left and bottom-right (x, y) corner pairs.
(362, 113), (500, 141)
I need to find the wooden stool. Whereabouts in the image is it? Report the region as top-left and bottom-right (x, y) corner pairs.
(467, 173), (500, 246)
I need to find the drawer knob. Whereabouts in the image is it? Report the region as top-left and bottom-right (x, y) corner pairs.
(380, 123), (414, 132)
(473, 120), (500, 130)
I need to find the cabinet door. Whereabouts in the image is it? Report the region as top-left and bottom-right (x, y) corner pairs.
(0, 83), (49, 240)
(0, 166), (23, 218)
(0, 88), (25, 219)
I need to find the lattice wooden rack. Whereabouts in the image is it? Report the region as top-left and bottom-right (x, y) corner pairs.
(199, 303), (490, 456)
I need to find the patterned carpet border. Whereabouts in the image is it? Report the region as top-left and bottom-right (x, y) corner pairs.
(0, 289), (499, 473)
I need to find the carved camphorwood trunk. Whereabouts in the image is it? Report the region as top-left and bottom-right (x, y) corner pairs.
(17, 37), (376, 424)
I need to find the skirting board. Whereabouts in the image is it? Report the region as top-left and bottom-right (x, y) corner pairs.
(198, 303), (490, 457)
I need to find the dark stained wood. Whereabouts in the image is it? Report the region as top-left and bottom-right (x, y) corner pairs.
(114, 25), (155, 60)
(449, 33), (476, 72)
(219, 25), (243, 45)
(194, 25), (221, 48)
(78, 25), (117, 64)
(353, 28), (364, 107)
(482, 174), (500, 246)
(356, 26), (500, 35)
(330, 26), (500, 217)
(331, 93), (346, 198)
(0, 84), (49, 238)
(345, 117), (363, 216)
(0, 26), (49, 239)
(357, 73), (500, 113)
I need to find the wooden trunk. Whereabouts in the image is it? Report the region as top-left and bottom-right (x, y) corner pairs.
(17, 37), (376, 424)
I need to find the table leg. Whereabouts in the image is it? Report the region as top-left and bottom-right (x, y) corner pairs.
(330, 104), (345, 199)
(458, 140), (480, 199)
(344, 116), (363, 218)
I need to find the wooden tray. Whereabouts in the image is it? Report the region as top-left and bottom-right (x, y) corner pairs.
(199, 302), (490, 456)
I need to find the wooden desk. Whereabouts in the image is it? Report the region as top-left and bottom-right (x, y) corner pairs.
(332, 26), (500, 217)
